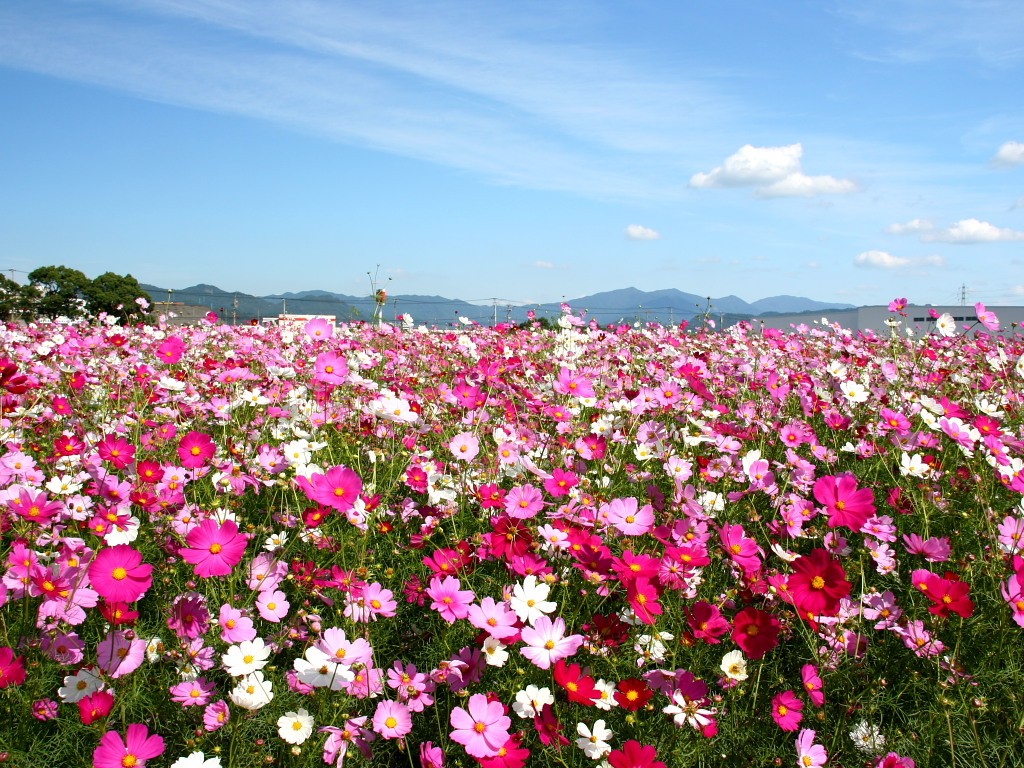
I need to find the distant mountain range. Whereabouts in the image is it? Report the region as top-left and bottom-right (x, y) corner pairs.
(141, 283), (855, 327)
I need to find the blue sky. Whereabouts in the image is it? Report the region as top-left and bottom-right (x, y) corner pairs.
(1, 0), (1023, 307)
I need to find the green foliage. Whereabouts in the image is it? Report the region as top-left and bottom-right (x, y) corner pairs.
(82, 272), (151, 321)
(27, 265), (91, 319)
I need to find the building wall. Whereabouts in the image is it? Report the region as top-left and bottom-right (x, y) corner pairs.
(754, 305), (1024, 337)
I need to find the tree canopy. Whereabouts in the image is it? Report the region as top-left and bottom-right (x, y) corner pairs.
(12, 266), (152, 322)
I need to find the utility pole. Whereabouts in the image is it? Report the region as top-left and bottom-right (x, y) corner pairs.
(282, 298), (287, 315)
(393, 298), (399, 322)
(232, 294), (238, 326)
(493, 298), (498, 327)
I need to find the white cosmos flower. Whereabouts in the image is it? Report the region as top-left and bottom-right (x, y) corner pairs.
(720, 650), (749, 682)
(509, 576), (557, 625)
(293, 646), (354, 690)
(576, 719), (614, 759)
(840, 380), (869, 403)
(935, 313), (956, 337)
(277, 708), (315, 745)
(58, 667), (104, 702)
(229, 670), (274, 710)
(512, 685), (555, 719)
(900, 452), (930, 478)
(170, 752), (223, 768)
(222, 638), (271, 677)
(481, 636), (509, 667)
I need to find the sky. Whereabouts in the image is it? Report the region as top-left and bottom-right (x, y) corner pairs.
(1, 0), (1023, 308)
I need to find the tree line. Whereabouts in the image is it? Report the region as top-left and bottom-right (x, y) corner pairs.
(0, 266), (152, 323)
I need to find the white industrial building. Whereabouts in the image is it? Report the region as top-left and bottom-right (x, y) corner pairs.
(753, 304), (1024, 337)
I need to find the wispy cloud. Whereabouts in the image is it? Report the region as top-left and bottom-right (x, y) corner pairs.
(625, 224), (660, 241)
(533, 260), (554, 269)
(838, 0), (1024, 68)
(690, 143), (856, 198)
(0, 0), (731, 201)
(885, 218), (934, 235)
(854, 250), (945, 269)
(923, 218), (1024, 244)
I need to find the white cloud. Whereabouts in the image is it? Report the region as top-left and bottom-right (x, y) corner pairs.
(534, 260), (554, 269)
(992, 141), (1024, 167)
(855, 250), (910, 269)
(625, 224), (660, 241)
(886, 218), (934, 235)
(854, 250), (945, 269)
(690, 144), (802, 188)
(756, 172), (857, 198)
(690, 143), (855, 198)
(923, 218), (1024, 244)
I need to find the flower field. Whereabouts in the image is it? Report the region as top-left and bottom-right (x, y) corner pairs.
(1, 305), (1023, 768)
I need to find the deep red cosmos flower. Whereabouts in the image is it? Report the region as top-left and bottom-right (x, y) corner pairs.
(788, 549), (852, 617)
(731, 607), (782, 660)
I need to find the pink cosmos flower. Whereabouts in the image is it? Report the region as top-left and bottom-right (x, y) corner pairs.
(554, 367), (595, 399)
(256, 589), (290, 623)
(975, 301), (1000, 332)
(345, 582), (397, 623)
(168, 592), (211, 639)
(170, 677), (215, 707)
(155, 337), (185, 364)
(720, 523), (763, 573)
(504, 484), (545, 519)
(8, 487), (63, 524)
(801, 665), (825, 707)
(813, 474), (875, 532)
(796, 729), (827, 767)
(96, 630), (146, 678)
(771, 690), (804, 731)
(372, 699), (412, 739)
(448, 432), (480, 462)
(180, 519), (248, 577)
(450, 693), (511, 758)
(295, 465), (363, 513)
(520, 615), (584, 670)
(420, 742), (446, 768)
(0, 647), (27, 689)
(218, 604), (257, 643)
(604, 497), (655, 536)
(203, 700), (230, 732)
(467, 597), (520, 640)
(93, 723), (165, 768)
(902, 534), (951, 562)
(313, 351), (348, 385)
(177, 431), (216, 468)
(997, 515), (1024, 554)
(426, 575), (475, 623)
(89, 545), (153, 604)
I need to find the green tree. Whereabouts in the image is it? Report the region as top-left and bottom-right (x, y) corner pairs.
(26, 265), (91, 319)
(0, 274), (33, 322)
(82, 272), (152, 321)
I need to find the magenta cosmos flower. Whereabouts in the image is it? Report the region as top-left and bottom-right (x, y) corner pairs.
(177, 430), (217, 469)
(295, 465), (363, 514)
(180, 519), (248, 577)
(813, 474), (875, 532)
(90, 545), (153, 603)
(93, 723), (165, 768)
(450, 693), (511, 758)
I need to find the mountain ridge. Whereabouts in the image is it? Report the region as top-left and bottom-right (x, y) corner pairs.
(141, 283), (856, 326)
